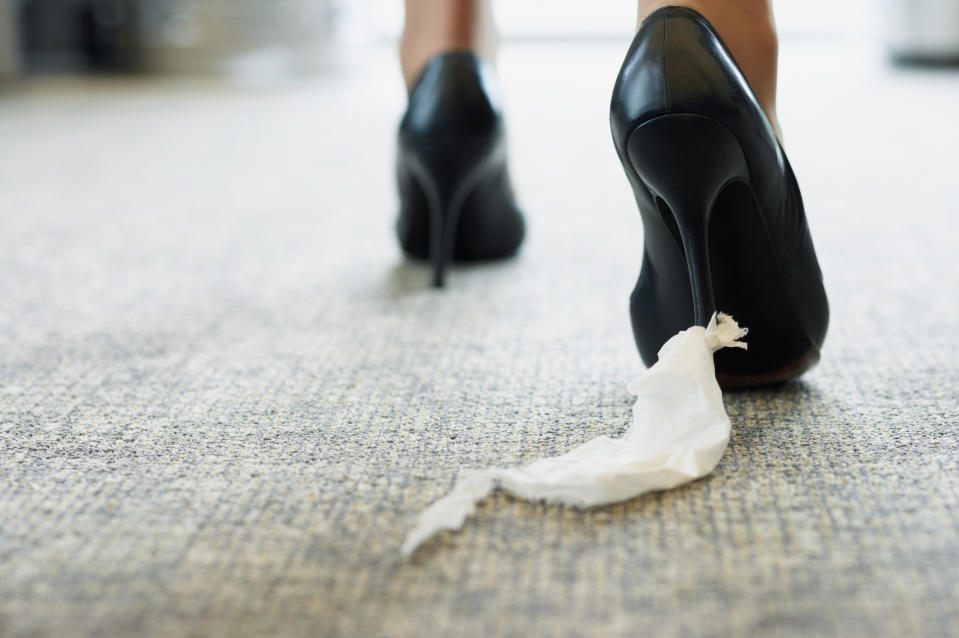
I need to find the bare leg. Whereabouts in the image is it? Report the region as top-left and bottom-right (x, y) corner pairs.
(400, 0), (497, 92)
(637, 0), (781, 137)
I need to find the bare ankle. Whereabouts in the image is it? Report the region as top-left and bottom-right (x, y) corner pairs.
(400, 0), (497, 92)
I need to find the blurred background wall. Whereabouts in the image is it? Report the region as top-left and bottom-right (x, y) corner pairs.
(1, 0), (957, 84)
(0, 0), (20, 79)
(0, 0), (959, 82)
(2, 0), (342, 76)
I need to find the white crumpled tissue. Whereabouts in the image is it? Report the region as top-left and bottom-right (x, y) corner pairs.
(401, 312), (748, 556)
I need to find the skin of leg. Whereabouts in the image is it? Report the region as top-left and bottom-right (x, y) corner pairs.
(399, 0), (779, 131)
(400, 0), (497, 91)
(636, 0), (781, 137)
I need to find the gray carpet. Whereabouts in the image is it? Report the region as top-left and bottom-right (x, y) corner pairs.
(1, 40), (958, 637)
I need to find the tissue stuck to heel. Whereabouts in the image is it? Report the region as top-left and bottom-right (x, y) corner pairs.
(705, 312), (749, 353)
(401, 315), (749, 557)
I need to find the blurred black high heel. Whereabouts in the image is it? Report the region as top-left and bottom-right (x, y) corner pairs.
(610, 7), (829, 388)
(396, 52), (525, 287)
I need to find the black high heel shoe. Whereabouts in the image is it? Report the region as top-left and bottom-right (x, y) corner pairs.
(610, 7), (829, 388)
(396, 52), (525, 287)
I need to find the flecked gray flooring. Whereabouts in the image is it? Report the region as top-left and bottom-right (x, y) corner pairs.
(1, 40), (958, 637)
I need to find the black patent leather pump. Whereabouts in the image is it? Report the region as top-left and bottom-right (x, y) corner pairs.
(396, 52), (525, 287)
(610, 7), (829, 388)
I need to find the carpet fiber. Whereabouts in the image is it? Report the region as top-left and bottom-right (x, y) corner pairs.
(1, 41), (958, 637)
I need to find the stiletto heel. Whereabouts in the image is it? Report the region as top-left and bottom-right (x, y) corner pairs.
(428, 189), (449, 288)
(402, 164), (465, 288)
(396, 53), (525, 288)
(627, 114), (750, 326)
(610, 7), (829, 388)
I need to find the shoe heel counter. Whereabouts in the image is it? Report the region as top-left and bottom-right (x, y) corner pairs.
(400, 54), (504, 190)
(401, 54), (502, 146)
(610, 10), (670, 156)
(659, 8), (757, 116)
